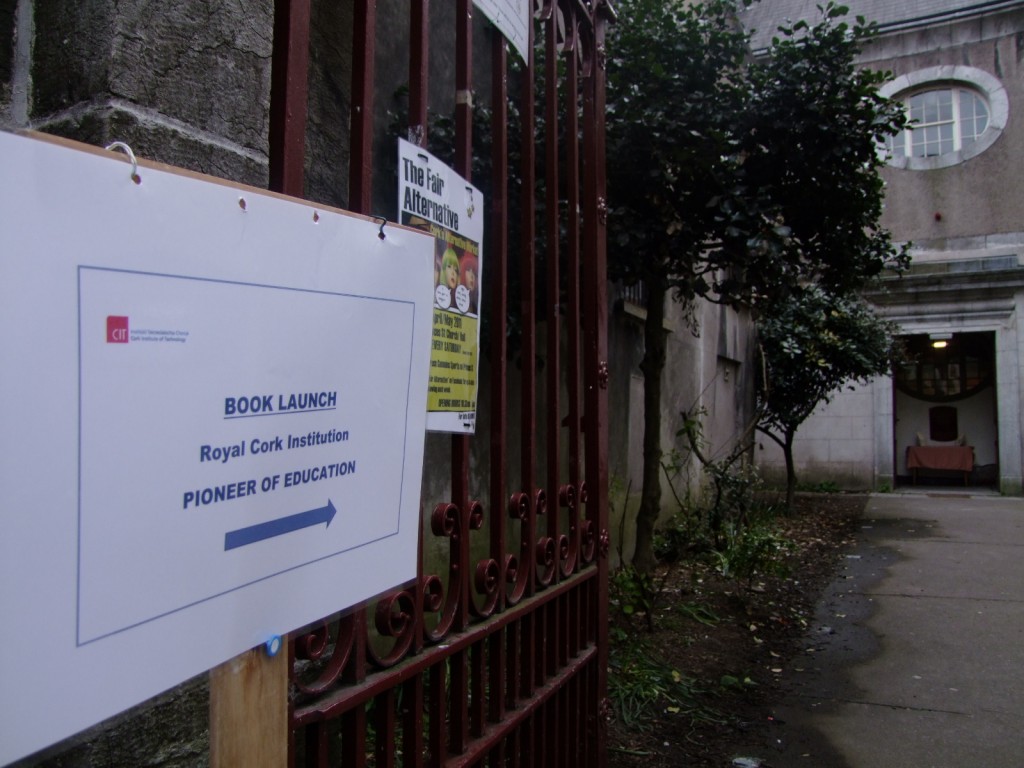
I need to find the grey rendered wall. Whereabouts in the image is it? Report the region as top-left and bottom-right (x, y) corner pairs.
(863, 8), (1024, 250)
(608, 293), (757, 566)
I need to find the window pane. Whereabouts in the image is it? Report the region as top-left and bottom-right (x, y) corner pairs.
(900, 86), (992, 160)
(893, 132), (906, 157)
(939, 122), (954, 153)
(918, 90), (952, 123)
(959, 90), (989, 141)
(922, 91), (940, 122)
(909, 94), (926, 123)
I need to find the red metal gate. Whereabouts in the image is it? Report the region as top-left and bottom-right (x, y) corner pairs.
(268, 2), (612, 765)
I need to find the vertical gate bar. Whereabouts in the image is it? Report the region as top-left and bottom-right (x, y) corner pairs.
(288, 641), (299, 768)
(304, 721), (329, 768)
(519, 9), (538, 600)
(407, 0), (430, 677)
(350, 0), (377, 212)
(344, 5), (375, 734)
(564, 9), (583, 513)
(558, 597), (568, 757)
(568, 578), (580, 659)
(517, 13), (540, 716)
(402, 676), (425, 768)
(521, 713), (535, 768)
(568, 663), (580, 765)
(487, 28), (510, 729)
(470, 640), (486, 737)
(268, 0), (310, 197)
(450, 649), (469, 754)
(508, 725), (520, 768)
(540, 607), (553, 759)
(375, 690), (397, 768)
(521, 612), (535, 699)
(451, 0), (472, 634)
(342, 707), (368, 768)
(449, 5), (474, 761)
(544, 0), (561, 580)
(454, 0), (473, 177)
(408, 0), (429, 138)
(267, 3), (310, 765)
(585, 656), (597, 766)
(488, 13), (509, 620)
(506, 619), (521, 710)
(428, 662), (446, 768)
(582, 7), (611, 765)
(546, 600), (558, 679)
(342, 608), (368, 684)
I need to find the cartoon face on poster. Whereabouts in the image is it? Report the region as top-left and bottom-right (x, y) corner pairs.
(398, 138), (485, 433)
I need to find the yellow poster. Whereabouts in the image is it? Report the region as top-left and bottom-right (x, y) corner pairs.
(398, 139), (484, 432)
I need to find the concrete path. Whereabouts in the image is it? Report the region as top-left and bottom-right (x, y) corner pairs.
(748, 491), (1024, 767)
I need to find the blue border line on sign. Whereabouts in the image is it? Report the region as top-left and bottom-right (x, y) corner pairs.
(75, 265), (421, 647)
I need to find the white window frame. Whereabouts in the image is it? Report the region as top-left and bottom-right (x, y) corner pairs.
(880, 66), (1008, 171)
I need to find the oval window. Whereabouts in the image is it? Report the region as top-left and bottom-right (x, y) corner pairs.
(887, 88), (988, 159)
(879, 67), (1007, 170)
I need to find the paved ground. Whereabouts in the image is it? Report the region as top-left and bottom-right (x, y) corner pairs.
(747, 490), (1024, 767)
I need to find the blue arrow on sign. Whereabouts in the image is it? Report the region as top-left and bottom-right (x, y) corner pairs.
(224, 499), (337, 551)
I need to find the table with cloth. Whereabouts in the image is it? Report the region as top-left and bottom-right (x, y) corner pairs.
(906, 445), (974, 485)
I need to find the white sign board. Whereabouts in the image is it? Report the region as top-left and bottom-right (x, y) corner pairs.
(474, 0), (532, 62)
(0, 131), (434, 765)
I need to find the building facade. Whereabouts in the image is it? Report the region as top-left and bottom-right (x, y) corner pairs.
(745, 0), (1024, 493)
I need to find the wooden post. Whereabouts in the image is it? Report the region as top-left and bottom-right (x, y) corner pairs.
(209, 644), (288, 767)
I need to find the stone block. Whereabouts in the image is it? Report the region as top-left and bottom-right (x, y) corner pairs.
(829, 437), (872, 464)
(303, 0), (354, 208)
(109, 1), (272, 154)
(10, 675), (208, 768)
(0, 0), (14, 105)
(41, 103), (268, 187)
(31, 0), (115, 117)
(31, 0), (272, 181)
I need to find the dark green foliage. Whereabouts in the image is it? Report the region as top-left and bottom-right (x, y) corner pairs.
(606, 0), (908, 567)
(606, 0), (751, 302)
(608, 640), (723, 731)
(724, 3), (910, 301)
(757, 284), (901, 504)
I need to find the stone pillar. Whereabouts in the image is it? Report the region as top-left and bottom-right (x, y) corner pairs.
(4, 0), (273, 186)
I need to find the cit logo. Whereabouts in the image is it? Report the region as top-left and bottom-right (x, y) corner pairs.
(107, 316), (129, 343)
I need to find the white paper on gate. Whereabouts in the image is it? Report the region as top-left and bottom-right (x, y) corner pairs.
(473, 0), (531, 62)
(0, 131), (434, 766)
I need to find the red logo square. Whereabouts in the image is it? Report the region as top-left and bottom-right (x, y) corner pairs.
(107, 316), (130, 344)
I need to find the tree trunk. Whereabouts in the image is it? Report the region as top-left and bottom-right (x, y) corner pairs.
(783, 428), (797, 509)
(632, 281), (667, 572)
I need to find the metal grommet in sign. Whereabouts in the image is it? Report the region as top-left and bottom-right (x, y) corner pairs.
(264, 635), (282, 657)
(104, 141), (141, 184)
(375, 216), (387, 240)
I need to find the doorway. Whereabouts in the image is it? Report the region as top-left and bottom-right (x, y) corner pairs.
(893, 331), (999, 487)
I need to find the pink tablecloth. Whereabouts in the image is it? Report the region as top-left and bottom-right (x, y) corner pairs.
(906, 445), (974, 472)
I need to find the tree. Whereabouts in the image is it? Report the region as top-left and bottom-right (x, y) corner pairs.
(724, 4), (909, 300)
(605, 0), (908, 570)
(756, 286), (899, 507)
(605, 0), (753, 572)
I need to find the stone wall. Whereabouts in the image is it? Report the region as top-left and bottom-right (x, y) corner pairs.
(3, 3), (267, 765)
(2, 0), (274, 185)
